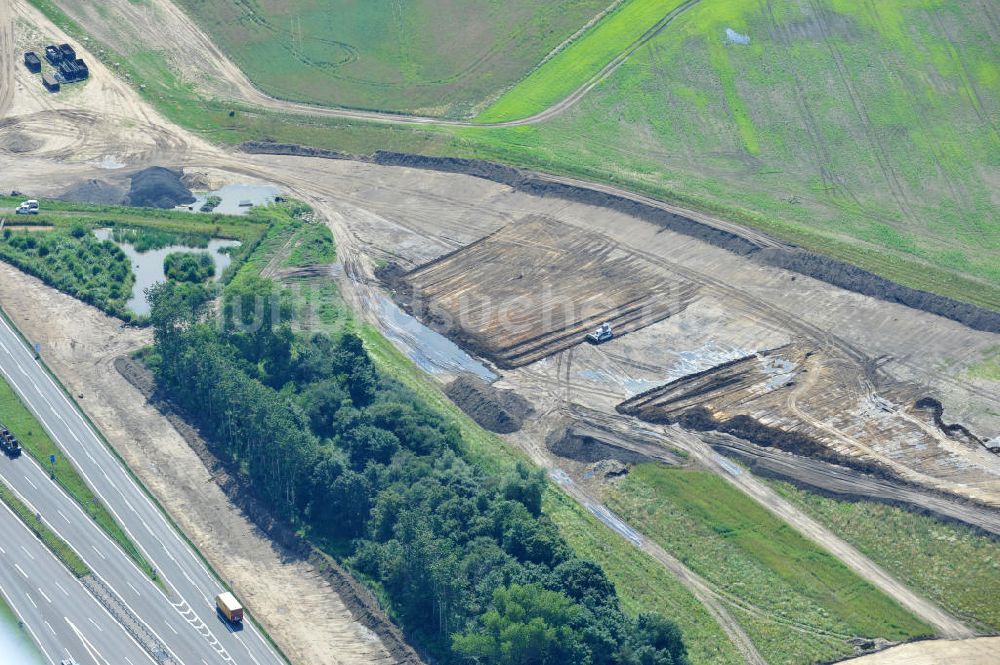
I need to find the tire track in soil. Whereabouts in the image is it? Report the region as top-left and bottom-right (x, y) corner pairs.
(0, 0), (14, 118)
(806, 0), (918, 227)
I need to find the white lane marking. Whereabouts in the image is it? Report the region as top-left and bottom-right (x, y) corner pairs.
(37, 587), (51, 603)
(91, 544), (106, 560)
(88, 617), (103, 632)
(55, 581), (69, 596)
(24, 592), (36, 608)
(14, 563), (27, 579)
(0, 544), (4, 554)
(127, 581), (141, 596)
(0, 322), (277, 664)
(66, 618), (111, 664)
(19, 545), (34, 561)
(23, 475), (37, 490)
(45, 620), (56, 636)
(165, 621), (178, 634)
(57, 509), (71, 523)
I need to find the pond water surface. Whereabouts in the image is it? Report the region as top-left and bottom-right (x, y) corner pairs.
(185, 183), (281, 215)
(94, 229), (240, 315)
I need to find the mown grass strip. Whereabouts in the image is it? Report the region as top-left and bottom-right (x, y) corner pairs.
(0, 479), (90, 578)
(766, 477), (1000, 633)
(606, 465), (933, 658)
(476, 0), (688, 122)
(357, 326), (744, 665)
(0, 372), (155, 581)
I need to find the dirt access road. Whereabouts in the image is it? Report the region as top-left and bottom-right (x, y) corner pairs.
(0, 0), (13, 117)
(49, 0), (700, 126)
(2, 1), (997, 661)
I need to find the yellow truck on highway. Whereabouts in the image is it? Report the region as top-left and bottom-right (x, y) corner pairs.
(215, 592), (243, 624)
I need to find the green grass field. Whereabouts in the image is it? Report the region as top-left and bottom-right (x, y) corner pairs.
(476, 0), (687, 122)
(0, 373), (155, 579)
(172, 0), (611, 116)
(767, 478), (1000, 634)
(606, 465), (932, 664)
(28, 0), (1000, 311)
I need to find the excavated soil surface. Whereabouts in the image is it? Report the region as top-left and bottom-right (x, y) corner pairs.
(242, 142), (1000, 334)
(393, 215), (697, 368)
(59, 178), (127, 204)
(444, 374), (532, 433)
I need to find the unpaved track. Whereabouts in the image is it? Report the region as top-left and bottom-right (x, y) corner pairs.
(57, 0), (701, 127)
(0, 0), (13, 117)
(666, 427), (975, 638)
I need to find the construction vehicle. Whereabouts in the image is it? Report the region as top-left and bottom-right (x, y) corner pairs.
(586, 322), (614, 344)
(215, 592), (243, 624)
(0, 426), (22, 458)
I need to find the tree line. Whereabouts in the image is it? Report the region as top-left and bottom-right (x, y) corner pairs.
(147, 277), (688, 665)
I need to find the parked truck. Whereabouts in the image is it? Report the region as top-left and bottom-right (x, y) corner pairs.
(0, 426), (22, 458)
(215, 592), (243, 624)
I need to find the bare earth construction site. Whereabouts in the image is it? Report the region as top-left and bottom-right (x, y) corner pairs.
(1, 0), (999, 663)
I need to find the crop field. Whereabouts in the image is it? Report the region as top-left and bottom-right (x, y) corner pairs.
(25, 0), (1000, 311)
(476, 0), (688, 122)
(172, 0), (611, 116)
(466, 0), (1000, 309)
(767, 478), (1000, 634)
(605, 465), (931, 664)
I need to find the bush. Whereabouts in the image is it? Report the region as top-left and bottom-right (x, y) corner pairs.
(164, 251), (215, 283)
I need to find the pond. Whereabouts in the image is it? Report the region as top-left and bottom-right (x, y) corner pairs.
(183, 183), (281, 215)
(94, 229), (240, 315)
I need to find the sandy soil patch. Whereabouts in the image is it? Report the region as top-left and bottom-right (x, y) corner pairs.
(838, 636), (1000, 664)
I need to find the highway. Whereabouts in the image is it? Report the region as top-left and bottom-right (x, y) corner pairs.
(0, 312), (286, 665)
(0, 489), (152, 665)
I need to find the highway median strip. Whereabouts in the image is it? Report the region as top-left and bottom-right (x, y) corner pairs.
(0, 368), (157, 583)
(0, 479), (90, 578)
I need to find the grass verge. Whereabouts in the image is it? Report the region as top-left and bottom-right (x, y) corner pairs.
(606, 465), (933, 664)
(0, 479), (90, 578)
(0, 373), (156, 580)
(357, 326), (744, 665)
(766, 477), (1000, 633)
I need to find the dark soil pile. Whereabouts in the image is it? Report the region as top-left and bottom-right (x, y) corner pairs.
(677, 406), (891, 478)
(444, 374), (532, 433)
(59, 179), (127, 205)
(546, 426), (653, 465)
(125, 167), (195, 209)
